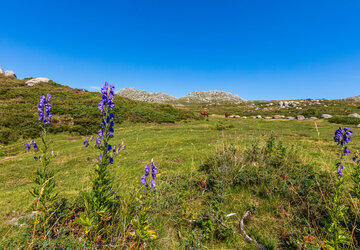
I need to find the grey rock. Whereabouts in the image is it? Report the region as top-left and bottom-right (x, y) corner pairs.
(242, 116), (247, 119)
(287, 117), (295, 120)
(309, 117), (318, 120)
(296, 115), (305, 120)
(320, 114), (332, 119)
(4, 70), (16, 78)
(251, 116), (256, 119)
(348, 113), (360, 118)
(264, 117), (271, 119)
(273, 115), (282, 119)
(26, 77), (51, 86)
(0, 67), (3, 74)
(256, 115), (262, 119)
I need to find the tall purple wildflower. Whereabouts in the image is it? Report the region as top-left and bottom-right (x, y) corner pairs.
(141, 160), (158, 190)
(38, 94), (52, 124)
(333, 127), (353, 179)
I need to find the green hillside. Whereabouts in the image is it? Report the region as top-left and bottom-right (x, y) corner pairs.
(0, 75), (196, 145)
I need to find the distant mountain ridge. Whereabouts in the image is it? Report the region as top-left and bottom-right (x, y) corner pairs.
(116, 88), (246, 104)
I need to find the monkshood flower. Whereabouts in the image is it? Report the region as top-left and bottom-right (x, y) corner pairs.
(96, 137), (101, 147)
(337, 168), (343, 178)
(122, 145), (126, 150)
(344, 147), (350, 156)
(31, 141), (38, 149)
(51, 150), (57, 157)
(84, 138), (89, 147)
(38, 94), (52, 124)
(99, 153), (103, 162)
(141, 161), (158, 190)
(23, 142), (30, 151)
(141, 164), (150, 189)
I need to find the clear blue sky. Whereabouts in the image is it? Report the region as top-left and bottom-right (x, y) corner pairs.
(1, 0), (360, 100)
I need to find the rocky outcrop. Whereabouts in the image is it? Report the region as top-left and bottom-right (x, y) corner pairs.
(115, 87), (176, 103)
(115, 88), (246, 104)
(0, 67), (4, 74)
(347, 95), (360, 101)
(4, 70), (16, 78)
(179, 90), (245, 104)
(26, 77), (51, 86)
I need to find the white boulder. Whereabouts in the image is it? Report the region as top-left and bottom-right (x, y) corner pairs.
(320, 114), (332, 119)
(26, 77), (51, 86)
(4, 70), (16, 78)
(0, 67), (3, 74)
(348, 113), (360, 118)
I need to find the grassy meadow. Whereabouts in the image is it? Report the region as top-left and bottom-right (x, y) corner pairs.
(1, 116), (360, 248)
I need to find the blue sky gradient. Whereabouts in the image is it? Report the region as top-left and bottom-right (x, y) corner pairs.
(1, 0), (360, 100)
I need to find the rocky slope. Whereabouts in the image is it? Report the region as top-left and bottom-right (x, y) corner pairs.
(348, 95), (360, 101)
(115, 88), (246, 104)
(115, 87), (176, 103)
(179, 90), (245, 104)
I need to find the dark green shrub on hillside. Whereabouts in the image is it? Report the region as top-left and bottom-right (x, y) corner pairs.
(328, 116), (360, 125)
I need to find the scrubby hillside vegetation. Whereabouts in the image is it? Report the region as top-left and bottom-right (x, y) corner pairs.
(0, 75), (196, 145)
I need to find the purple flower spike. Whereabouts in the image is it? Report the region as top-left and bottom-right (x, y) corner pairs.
(38, 94), (52, 124)
(84, 138), (89, 147)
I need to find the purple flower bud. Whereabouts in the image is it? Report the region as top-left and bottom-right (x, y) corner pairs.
(84, 138), (89, 147)
(110, 157), (113, 164)
(107, 144), (112, 151)
(34, 156), (39, 161)
(151, 178), (156, 189)
(354, 156), (358, 162)
(23, 142), (30, 151)
(336, 168), (343, 178)
(31, 141), (38, 149)
(96, 137), (101, 147)
(99, 153), (103, 162)
(46, 93), (51, 101)
(98, 129), (103, 139)
(344, 147), (350, 156)
(141, 174), (148, 188)
(122, 145), (126, 150)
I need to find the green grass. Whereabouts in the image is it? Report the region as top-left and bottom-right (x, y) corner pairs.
(1, 117), (359, 248)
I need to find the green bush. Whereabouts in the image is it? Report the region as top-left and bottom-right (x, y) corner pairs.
(328, 116), (360, 125)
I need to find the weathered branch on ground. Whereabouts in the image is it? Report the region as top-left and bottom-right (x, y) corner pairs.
(240, 210), (265, 249)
